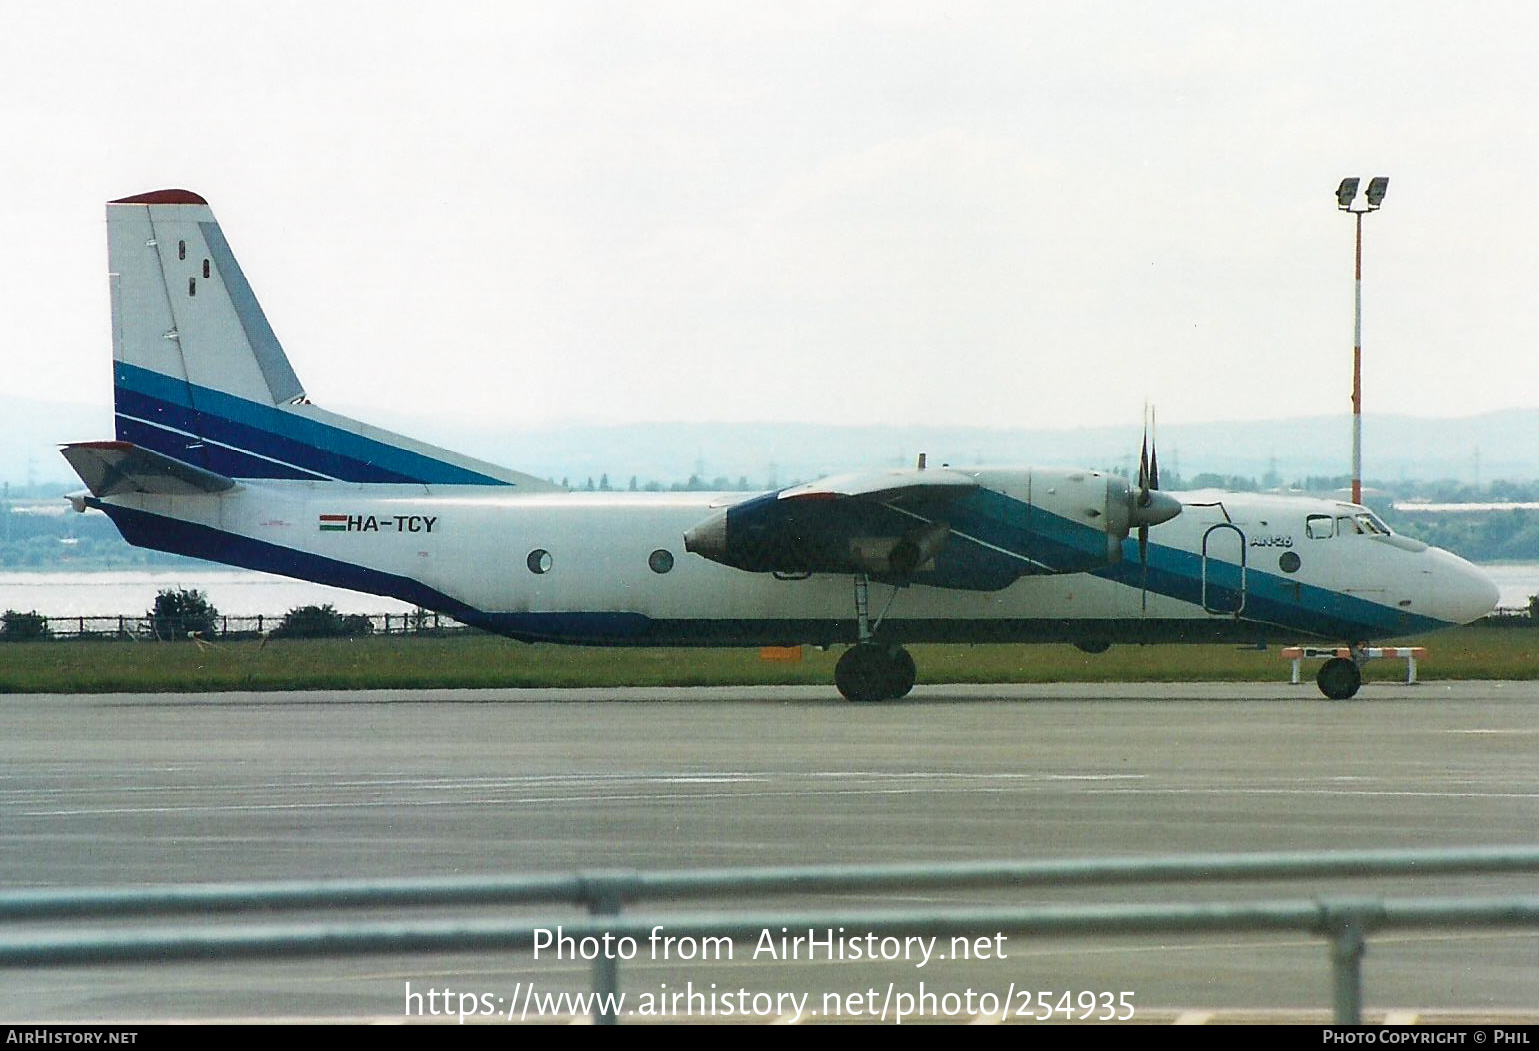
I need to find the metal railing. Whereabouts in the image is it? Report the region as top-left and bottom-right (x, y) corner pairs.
(3, 609), (1528, 641)
(5, 846), (1539, 1025)
(0, 610), (462, 640)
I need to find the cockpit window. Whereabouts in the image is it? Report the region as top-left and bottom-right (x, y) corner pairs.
(1308, 512), (1392, 540)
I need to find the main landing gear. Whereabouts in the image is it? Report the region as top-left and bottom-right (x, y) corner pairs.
(836, 643), (917, 703)
(834, 574), (917, 702)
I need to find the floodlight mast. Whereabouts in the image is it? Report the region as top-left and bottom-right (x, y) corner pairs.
(1336, 176), (1388, 505)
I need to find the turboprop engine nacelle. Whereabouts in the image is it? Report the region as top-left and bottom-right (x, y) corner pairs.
(1096, 473), (1183, 565)
(989, 466), (1181, 570)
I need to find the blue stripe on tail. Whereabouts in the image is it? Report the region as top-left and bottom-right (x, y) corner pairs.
(113, 361), (512, 485)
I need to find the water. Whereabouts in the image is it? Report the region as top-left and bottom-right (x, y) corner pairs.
(1479, 563), (1539, 610)
(0, 570), (417, 618)
(2, 563), (1536, 619)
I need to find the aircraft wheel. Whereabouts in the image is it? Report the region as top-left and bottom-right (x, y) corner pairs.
(836, 644), (914, 702)
(888, 646), (917, 700)
(835, 645), (891, 702)
(1317, 656), (1362, 700)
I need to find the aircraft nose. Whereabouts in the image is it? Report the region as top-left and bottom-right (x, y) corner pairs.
(1436, 551), (1501, 625)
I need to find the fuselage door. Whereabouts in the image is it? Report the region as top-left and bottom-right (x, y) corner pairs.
(1201, 521), (1248, 615)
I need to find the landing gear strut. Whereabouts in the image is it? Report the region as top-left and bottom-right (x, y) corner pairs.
(835, 574), (916, 702)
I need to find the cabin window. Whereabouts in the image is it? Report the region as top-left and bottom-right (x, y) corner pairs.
(1305, 515), (1334, 539)
(178, 240), (186, 260)
(1279, 551), (1301, 573)
(649, 549), (674, 574)
(203, 259), (210, 278)
(188, 278), (196, 297)
(526, 549), (552, 574)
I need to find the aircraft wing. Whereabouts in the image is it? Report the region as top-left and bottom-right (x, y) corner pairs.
(686, 464), (1182, 590)
(777, 467), (978, 503)
(61, 441), (238, 497)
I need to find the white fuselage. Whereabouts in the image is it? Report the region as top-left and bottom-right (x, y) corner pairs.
(93, 478), (1499, 647)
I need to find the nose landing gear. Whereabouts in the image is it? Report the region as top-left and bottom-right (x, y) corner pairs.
(1316, 647), (1367, 700)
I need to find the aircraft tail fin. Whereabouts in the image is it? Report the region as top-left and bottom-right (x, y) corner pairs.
(106, 190), (557, 489)
(61, 440), (237, 497)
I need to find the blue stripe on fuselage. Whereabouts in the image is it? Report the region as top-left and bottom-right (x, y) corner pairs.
(1094, 536), (1448, 639)
(91, 498), (1443, 646)
(91, 480), (1443, 645)
(907, 488), (1444, 639)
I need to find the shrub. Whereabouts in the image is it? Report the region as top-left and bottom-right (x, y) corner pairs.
(147, 588), (219, 640)
(273, 604), (375, 639)
(273, 604), (345, 638)
(0, 609), (50, 641)
(340, 613), (375, 636)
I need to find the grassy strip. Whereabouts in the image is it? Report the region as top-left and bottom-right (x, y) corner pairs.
(1, 628), (1535, 693)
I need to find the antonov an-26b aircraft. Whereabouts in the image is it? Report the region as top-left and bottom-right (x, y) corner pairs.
(62, 190), (1500, 701)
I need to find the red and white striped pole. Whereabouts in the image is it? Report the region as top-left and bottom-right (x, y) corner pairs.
(1337, 176), (1387, 507)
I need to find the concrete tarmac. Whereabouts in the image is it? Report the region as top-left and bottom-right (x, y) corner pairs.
(3, 681), (1538, 1023)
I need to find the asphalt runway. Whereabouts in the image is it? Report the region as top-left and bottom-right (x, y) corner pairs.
(3, 681), (1539, 1024)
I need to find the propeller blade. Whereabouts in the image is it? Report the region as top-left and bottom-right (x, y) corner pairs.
(1138, 524), (1149, 613)
(1136, 404), (1162, 615)
(1138, 417), (1150, 506)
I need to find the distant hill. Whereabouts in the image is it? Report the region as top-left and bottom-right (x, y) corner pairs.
(305, 404), (1539, 490)
(7, 392), (1537, 490)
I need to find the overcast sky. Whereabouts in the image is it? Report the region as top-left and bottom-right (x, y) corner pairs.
(4, 1), (1536, 436)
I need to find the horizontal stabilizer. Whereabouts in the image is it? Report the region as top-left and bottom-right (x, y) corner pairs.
(60, 441), (238, 497)
(777, 467), (978, 503)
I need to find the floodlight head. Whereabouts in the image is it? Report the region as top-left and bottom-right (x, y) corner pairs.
(1365, 176), (1389, 208)
(1336, 177), (1360, 209)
